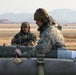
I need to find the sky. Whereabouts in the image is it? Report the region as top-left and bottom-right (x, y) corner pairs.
(0, 0), (76, 14)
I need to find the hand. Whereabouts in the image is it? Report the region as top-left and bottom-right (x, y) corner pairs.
(14, 48), (22, 56)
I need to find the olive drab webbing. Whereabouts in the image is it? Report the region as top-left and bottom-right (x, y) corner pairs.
(37, 54), (45, 75)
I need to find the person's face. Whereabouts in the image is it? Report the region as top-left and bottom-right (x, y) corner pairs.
(36, 21), (43, 27)
(22, 27), (29, 33)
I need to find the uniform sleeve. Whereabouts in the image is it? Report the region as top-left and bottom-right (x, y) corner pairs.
(30, 33), (37, 42)
(11, 34), (21, 45)
(22, 31), (52, 56)
(35, 33), (52, 55)
(27, 33), (37, 46)
(11, 35), (17, 45)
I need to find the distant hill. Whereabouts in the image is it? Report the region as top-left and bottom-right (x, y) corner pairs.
(48, 9), (76, 24)
(0, 9), (76, 24)
(0, 13), (33, 23)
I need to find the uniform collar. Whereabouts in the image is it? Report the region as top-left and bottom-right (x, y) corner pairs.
(37, 22), (50, 33)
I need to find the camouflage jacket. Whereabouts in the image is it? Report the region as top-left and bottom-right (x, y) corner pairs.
(11, 32), (37, 46)
(22, 23), (66, 56)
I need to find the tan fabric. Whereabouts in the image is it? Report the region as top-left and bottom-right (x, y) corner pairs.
(13, 58), (24, 64)
(34, 8), (49, 22)
(28, 42), (35, 46)
(34, 11), (41, 21)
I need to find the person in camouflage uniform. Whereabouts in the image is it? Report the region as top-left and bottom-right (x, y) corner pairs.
(11, 22), (37, 46)
(14, 8), (66, 57)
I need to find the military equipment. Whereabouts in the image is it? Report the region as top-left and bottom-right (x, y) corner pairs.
(0, 45), (76, 75)
(0, 45), (76, 59)
(0, 58), (76, 75)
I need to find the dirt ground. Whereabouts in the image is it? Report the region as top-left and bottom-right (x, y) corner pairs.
(0, 24), (76, 50)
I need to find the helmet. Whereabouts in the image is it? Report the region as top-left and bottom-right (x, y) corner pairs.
(21, 22), (30, 29)
(34, 8), (49, 22)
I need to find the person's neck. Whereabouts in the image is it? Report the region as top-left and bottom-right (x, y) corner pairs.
(38, 22), (50, 33)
